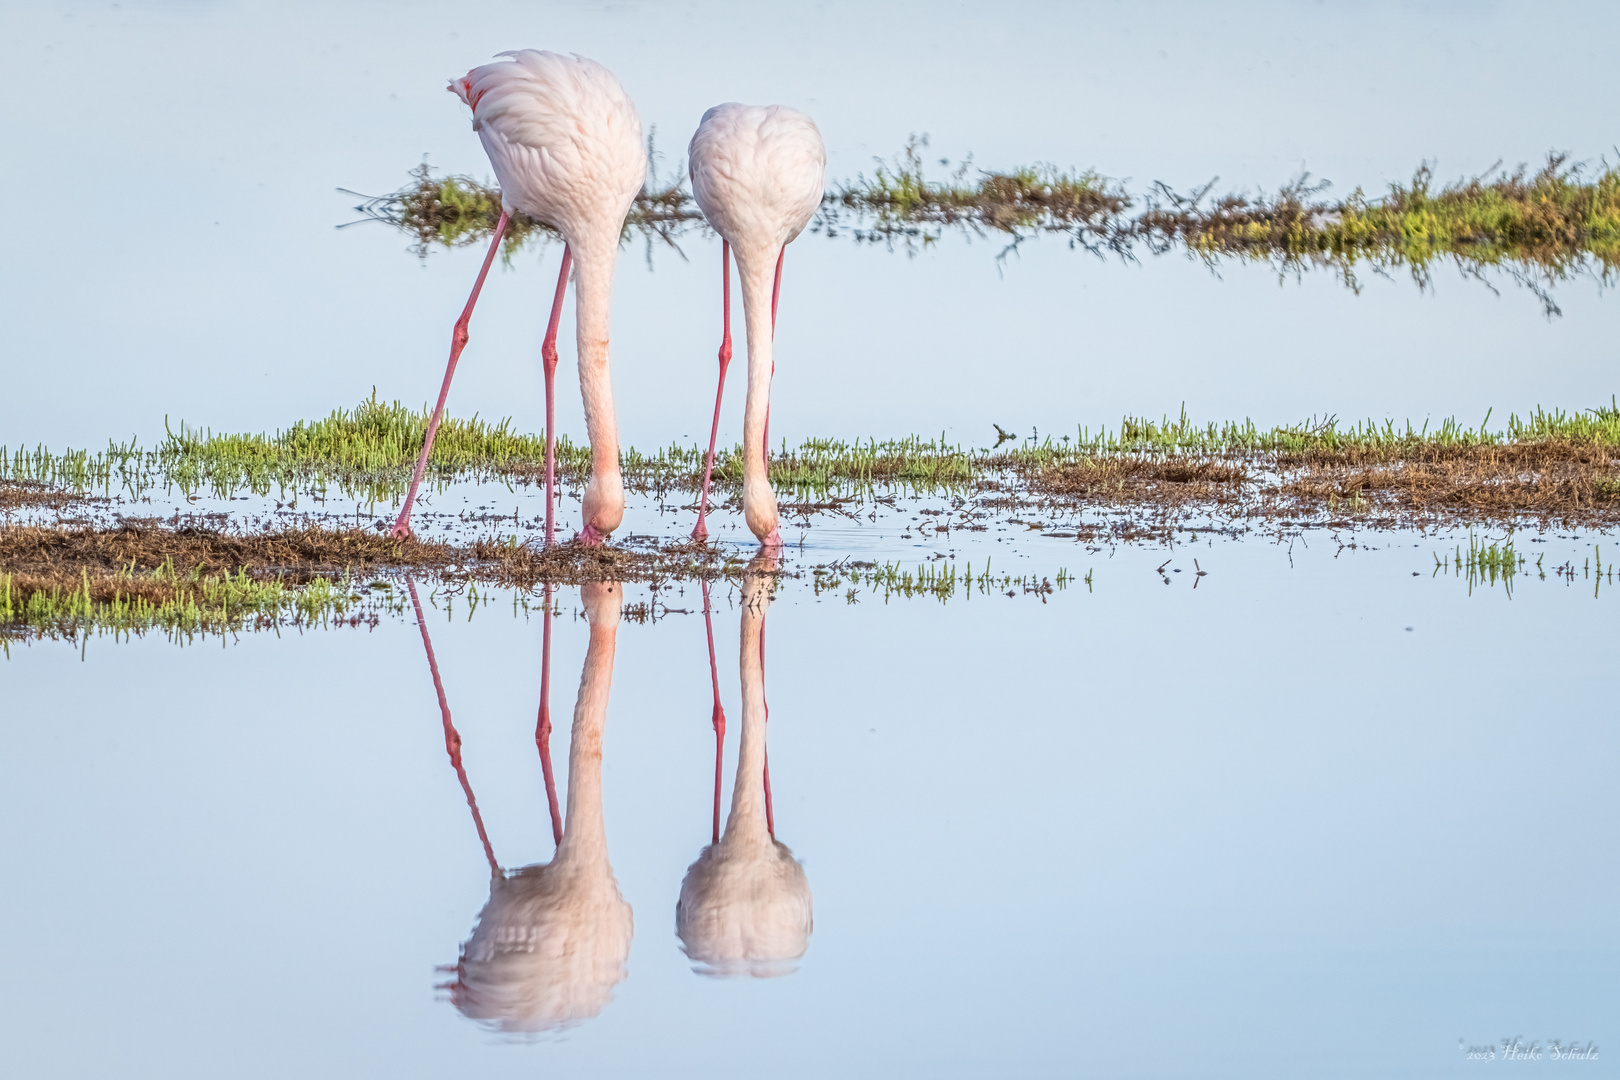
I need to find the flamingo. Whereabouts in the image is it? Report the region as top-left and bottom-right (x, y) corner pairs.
(677, 553), (812, 977)
(391, 50), (645, 547)
(687, 104), (827, 547)
(413, 579), (634, 1032)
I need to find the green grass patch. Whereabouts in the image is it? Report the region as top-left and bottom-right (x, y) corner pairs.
(349, 141), (1619, 312)
(5, 397), (1618, 507)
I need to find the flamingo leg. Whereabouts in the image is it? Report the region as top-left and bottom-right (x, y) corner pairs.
(407, 578), (500, 877)
(535, 582), (563, 847)
(391, 213), (510, 540)
(692, 242), (733, 542)
(541, 247), (574, 548)
(702, 578), (727, 844)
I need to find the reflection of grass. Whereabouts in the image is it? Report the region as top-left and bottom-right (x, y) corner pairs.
(1434, 531), (1524, 596)
(351, 142), (1619, 312)
(0, 561), (389, 644)
(353, 149), (695, 259)
(1143, 155), (1620, 315)
(811, 557), (1068, 604)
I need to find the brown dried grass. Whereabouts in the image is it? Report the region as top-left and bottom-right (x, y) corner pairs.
(0, 522), (737, 613)
(0, 480), (91, 511)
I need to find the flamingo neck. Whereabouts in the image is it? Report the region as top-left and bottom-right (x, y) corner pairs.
(570, 236), (624, 531)
(557, 619), (617, 860)
(734, 247), (777, 525)
(722, 600), (772, 846)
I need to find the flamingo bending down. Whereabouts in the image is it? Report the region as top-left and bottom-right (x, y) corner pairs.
(415, 579), (633, 1032)
(677, 553), (812, 977)
(391, 50), (645, 547)
(687, 104), (826, 546)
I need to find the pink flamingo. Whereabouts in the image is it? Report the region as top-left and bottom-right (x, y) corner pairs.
(391, 51), (645, 547)
(410, 577), (633, 1031)
(678, 552), (811, 977)
(687, 104), (827, 547)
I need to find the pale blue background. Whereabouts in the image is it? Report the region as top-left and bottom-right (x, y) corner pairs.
(1, 0), (1615, 453)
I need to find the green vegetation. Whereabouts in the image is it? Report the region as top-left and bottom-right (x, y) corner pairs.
(350, 141), (1620, 312)
(5, 398), (1618, 516)
(0, 562), (394, 645)
(810, 557), (1070, 604)
(1, 391), (567, 504)
(1435, 531), (1525, 596)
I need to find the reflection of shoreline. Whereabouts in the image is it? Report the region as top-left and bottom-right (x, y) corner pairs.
(411, 579), (633, 1034)
(678, 554), (813, 978)
(362, 154), (1616, 323)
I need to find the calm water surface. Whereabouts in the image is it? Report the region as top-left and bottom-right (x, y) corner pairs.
(3, 519), (1615, 1078)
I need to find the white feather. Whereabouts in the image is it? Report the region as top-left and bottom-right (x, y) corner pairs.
(689, 103), (826, 258)
(450, 50), (646, 243)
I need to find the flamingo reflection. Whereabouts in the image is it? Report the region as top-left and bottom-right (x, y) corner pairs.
(407, 578), (632, 1033)
(677, 554), (813, 977)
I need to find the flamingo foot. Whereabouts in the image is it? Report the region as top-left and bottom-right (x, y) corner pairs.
(578, 523), (609, 547)
(690, 520), (709, 542)
(389, 521), (413, 541)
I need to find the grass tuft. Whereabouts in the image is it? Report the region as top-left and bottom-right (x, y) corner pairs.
(349, 142), (1620, 311)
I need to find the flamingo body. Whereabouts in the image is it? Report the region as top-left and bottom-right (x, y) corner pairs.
(689, 104), (826, 257)
(688, 104), (826, 543)
(392, 51), (644, 544)
(677, 556), (812, 976)
(453, 51), (645, 243)
(446, 582), (632, 1031)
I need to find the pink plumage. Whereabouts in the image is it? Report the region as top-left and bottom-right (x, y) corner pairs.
(686, 104), (827, 546)
(450, 51), (645, 242)
(392, 51), (646, 546)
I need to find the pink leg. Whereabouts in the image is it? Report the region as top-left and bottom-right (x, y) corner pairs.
(392, 213), (511, 539)
(407, 578), (500, 877)
(702, 578), (726, 843)
(692, 242), (734, 542)
(541, 247), (573, 549)
(535, 583), (563, 847)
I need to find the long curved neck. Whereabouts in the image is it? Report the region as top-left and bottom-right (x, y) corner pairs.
(722, 579), (772, 847)
(733, 246), (777, 482)
(570, 235), (621, 487)
(557, 615), (617, 861)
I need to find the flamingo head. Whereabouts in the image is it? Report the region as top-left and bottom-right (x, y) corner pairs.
(447, 72), (488, 112)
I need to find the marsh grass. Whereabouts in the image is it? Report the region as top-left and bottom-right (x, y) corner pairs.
(0, 517), (1072, 640)
(6, 398), (1619, 528)
(348, 137), (697, 260)
(351, 141), (1619, 311)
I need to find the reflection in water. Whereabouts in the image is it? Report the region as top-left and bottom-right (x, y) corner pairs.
(408, 579), (633, 1033)
(678, 556), (813, 977)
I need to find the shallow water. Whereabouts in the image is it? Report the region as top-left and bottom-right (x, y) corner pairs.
(3, 505), (1616, 1078)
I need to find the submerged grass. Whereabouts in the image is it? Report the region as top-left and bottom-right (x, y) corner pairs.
(1431, 531), (1528, 597)
(350, 140), (1620, 312)
(810, 557), (1069, 604)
